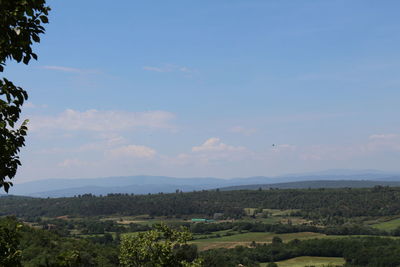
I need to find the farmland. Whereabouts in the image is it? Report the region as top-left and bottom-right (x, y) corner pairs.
(260, 256), (345, 267)
(3, 188), (400, 266)
(370, 217), (400, 231)
(192, 232), (326, 251)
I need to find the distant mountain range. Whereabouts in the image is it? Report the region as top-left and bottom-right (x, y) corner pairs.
(6, 169), (400, 198)
(220, 180), (400, 191)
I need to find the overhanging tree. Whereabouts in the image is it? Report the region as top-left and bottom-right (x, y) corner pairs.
(0, 0), (50, 192)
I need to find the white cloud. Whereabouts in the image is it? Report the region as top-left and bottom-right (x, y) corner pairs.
(34, 134), (127, 155)
(298, 133), (400, 162)
(366, 133), (400, 152)
(369, 134), (399, 140)
(42, 65), (84, 73)
(24, 102), (48, 109)
(180, 137), (250, 164)
(142, 66), (165, 72)
(58, 158), (91, 167)
(30, 109), (175, 133)
(108, 145), (157, 159)
(229, 126), (257, 135)
(192, 137), (245, 153)
(143, 64), (195, 74)
(78, 138), (125, 153)
(299, 145), (340, 161)
(41, 65), (99, 74)
(24, 102), (36, 108)
(272, 144), (297, 152)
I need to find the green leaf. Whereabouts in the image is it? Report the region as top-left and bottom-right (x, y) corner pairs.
(23, 56), (30, 65)
(40, 15), (49, 23)
(32, 34), (40, 43)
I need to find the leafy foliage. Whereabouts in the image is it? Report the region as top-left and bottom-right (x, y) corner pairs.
(0, 0), (50, 192)
(0, 78), (28, 193)
(0, 216), (22, 266)
(0, 0), (50, 69)
(119, 224), (202, 267)
(16, 219), (119, 266)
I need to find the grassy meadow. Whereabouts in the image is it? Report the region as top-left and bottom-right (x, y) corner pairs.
(260, 256), (345, 267)
(191, 232), (326, 251)
(370, 217), (400, 231)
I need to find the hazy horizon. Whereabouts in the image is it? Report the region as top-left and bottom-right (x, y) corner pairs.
(13, 168), (400, 185)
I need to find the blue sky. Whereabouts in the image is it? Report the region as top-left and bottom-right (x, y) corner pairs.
(4, 0), (400, 182)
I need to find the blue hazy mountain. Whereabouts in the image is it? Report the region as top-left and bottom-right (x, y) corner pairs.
(8, 169), (400, 197)
(220, 180), (400, 191)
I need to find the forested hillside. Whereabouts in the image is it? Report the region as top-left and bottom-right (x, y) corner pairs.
(2, 186), (400, 219)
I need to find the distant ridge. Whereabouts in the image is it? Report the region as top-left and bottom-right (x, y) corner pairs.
(219, 180), (400, 191)
(7, 170), (400, 198)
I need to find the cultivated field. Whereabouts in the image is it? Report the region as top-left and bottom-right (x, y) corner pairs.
(260, 256), (345, 267)
(191, 232), (326, 251)
(370, 217), (400, 231)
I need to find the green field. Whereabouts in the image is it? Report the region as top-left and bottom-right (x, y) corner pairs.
(101, 215), (188, 226)
(260, 256), (345, 267)
(262, 209), (300, 216)
(370, 217), (400, 231)
(237, 217), (281, 224)
(191, 232), (326, 251)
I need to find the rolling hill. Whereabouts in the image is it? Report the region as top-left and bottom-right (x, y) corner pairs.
(7, 169), (400, 197)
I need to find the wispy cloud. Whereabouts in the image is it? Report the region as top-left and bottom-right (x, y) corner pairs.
(30, 109), (176, 133)
(184, 137), (250, 163)
(58, 158), (92, 168)
(366, 133), (400, 152)
(108, 145), (157, 159)
(143, 64), (195, 74)
(299, 133), (400, 162)
(142, 66), (167, 72)
(229, 126), (257, 136)
(24, 102), (48, 109)
(369, 133), (399, 140)
(41, 65), (99, 74)
(192, 137), (245, 153)
(271, 144), (297, 152)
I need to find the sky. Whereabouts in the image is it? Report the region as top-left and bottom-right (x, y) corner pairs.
(4, 0), (400, 182)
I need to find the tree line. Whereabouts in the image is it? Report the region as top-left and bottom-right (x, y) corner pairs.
(2, 186), (400, 219)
